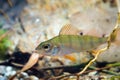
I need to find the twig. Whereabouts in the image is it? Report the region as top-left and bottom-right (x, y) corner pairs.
(77, 47), (108, 76)
(0, 30), (11, 41)
(8, 0), (13, 7)
(0, 28), (15, 42)
(116, 0), (120, 13)
(38, 63), (85, 70)
(0, 9), (9, 20)
(50, 62), (120, 79)
(18, 17), (26, 33)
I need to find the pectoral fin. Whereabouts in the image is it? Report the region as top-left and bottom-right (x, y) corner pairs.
(64, 54), (77, 62)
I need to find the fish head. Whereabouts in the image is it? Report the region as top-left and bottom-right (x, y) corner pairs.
(35, 40), (78, 62)
(35, 40), (60, 56)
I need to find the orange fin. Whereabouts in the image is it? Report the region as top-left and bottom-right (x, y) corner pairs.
(59, 24), (83, 35)
(64, 54), (76, 62)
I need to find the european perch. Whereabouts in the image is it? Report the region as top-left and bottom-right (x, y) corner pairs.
(36, 24), (118, 61)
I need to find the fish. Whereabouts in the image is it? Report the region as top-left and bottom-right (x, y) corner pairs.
(35, 24), (117, 58)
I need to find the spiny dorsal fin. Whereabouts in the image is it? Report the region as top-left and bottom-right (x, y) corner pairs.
(59, 24), (83, 35)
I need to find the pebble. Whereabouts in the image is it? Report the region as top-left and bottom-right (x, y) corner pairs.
(5, 66), (16, 76)
(0, 76), (7, 80)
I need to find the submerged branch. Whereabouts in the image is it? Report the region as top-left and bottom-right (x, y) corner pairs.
(50, 62), (120, 80)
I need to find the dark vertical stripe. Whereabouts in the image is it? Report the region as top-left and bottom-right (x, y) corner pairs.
(98, 37), (103, 45)
(84, 36), (92, 51)
(59, 35), (62, 45)
(68, 35), (72, 48)
(90, 37), (94, 48)
(100, 37), (106, 44)
(78, 35), (82, 50)
(84, 36), (89, 50)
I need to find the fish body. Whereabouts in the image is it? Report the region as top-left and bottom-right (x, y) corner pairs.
(36, 35), (107, 56)
(35, 24), (118, 63)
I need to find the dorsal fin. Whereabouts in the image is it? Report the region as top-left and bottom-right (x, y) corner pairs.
(59, 24), (83, 35)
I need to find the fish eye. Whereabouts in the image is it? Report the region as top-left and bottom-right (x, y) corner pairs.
(42, 43), (51, 51)
(79, 32), (83, 35)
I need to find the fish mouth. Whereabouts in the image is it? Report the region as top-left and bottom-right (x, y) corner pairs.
(32, 50), (45, 57)
(33, 50), (42, 53)
(33, 50), (51, 57)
